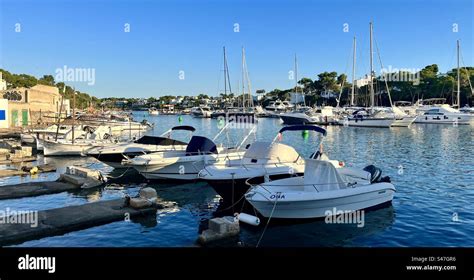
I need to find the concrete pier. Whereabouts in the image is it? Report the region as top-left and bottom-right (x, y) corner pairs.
(0, 198), (167, 246)
(0, 181), (79, 200)
(0, 165), (56, 178)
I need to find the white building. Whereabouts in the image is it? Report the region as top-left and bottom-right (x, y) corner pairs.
(0, 73), (6, 91)
(355, 75), (372, 88)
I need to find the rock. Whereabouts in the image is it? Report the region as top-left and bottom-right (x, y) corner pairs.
(139, 187), (157, 200)
(129, 198), (152, 209)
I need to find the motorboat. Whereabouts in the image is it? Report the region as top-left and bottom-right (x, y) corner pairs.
(280, 111), (320, 125)
(245, 158), (395, 219)
(265, 100), (287, 112)
(414, 105), (471, 124)
(191, 106), (212, 118)
(43, 126), (119, 156)
(86, 125), (195, 168)
(198, 126), (330, 202)
(124, 122), (251, 180)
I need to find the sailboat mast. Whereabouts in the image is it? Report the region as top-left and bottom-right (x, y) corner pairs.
(223, 47), (227, 96)
(351, 37), (356, 106)
(72, 87), (75, 144)
(369, 21), (374, 109)
(244, 48), (253, 108)
(241, 47), (245, 109)
(457, 40), (461, 108)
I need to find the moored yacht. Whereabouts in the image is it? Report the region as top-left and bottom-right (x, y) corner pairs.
(414, 105), (471, 124)
(191, 106), (212, 118)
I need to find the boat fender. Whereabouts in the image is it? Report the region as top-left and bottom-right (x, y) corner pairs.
(236, 213), (260, 226)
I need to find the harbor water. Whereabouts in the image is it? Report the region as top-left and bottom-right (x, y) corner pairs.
(1, 113), (473, 247)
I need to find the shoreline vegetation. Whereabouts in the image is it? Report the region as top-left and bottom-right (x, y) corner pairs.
(1, 64), (473, 110)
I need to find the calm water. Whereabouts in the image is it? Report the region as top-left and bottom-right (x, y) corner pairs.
(1, 113), (473, 247)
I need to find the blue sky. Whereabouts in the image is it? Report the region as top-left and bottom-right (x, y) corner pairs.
(0, 0), (472, 98)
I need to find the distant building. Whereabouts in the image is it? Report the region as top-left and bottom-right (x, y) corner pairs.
(0, 73), (6, 91)
(355, 75), (372, 88)
(0, 84), (63, 128)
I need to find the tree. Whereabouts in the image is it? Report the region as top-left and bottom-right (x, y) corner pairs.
(38, 75), (55, 86)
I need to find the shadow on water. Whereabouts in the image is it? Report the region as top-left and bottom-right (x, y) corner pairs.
(203, 204), (396, 247)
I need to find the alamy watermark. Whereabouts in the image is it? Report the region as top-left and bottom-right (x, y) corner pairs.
(0, 207), (38, 227)
(217, 114), (257, 130)
(380, 65), (421, 85)
(325, 207), (365, 228)
(55, 65), (96, 85)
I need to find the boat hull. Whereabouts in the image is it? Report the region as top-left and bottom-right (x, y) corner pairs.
(391, 116), (416, 127)
(246, 183), (395, 219)
(43, 141), (97, 156)
(345, 118), (395, 128)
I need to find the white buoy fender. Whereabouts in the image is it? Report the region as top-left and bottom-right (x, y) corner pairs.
(236, 213), (260, 226)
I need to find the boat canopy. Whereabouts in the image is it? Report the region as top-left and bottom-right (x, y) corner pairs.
(134, 135), (187, 146)
(303, 159), (346, 192)
(279, 125), (327, 136)
(171, 125), (196, 132)
(185, 136), (218, 155)
(243, 141), (300, 162)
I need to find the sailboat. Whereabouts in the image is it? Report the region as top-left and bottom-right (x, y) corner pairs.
(211, 47), (256, 122)
(344, 23), (396, 128)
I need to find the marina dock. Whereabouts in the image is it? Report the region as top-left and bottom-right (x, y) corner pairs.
(0, 198), (166, 246)
(0, 181), (77, 200)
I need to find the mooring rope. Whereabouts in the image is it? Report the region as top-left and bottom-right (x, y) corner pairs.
(256, 193), (279, 248)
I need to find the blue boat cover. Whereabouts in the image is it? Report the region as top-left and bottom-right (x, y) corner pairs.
(185, 136), (218, 155)
(278, 125), (327, 136)
(171, 125), (196, 132)
(134, 136), (187, 146)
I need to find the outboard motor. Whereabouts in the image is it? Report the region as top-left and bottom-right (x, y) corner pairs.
(363, 165), (382, 183)
(363, 165), (391, 183)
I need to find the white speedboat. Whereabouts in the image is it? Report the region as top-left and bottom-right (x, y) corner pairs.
(245, 159), (395, 219)
(414, 105), (471, 124)
(199, 125), (343, 203)
(265, 100), (286, 112)
(280, 112), (320, 125)
(199, 126), (322, 201)
(86, 125), (194, 168)
(125, 136), (245, 180)
(43, 126), (118, 156)
(125, 122), (251, 180)
(191, 106), (212, 118)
